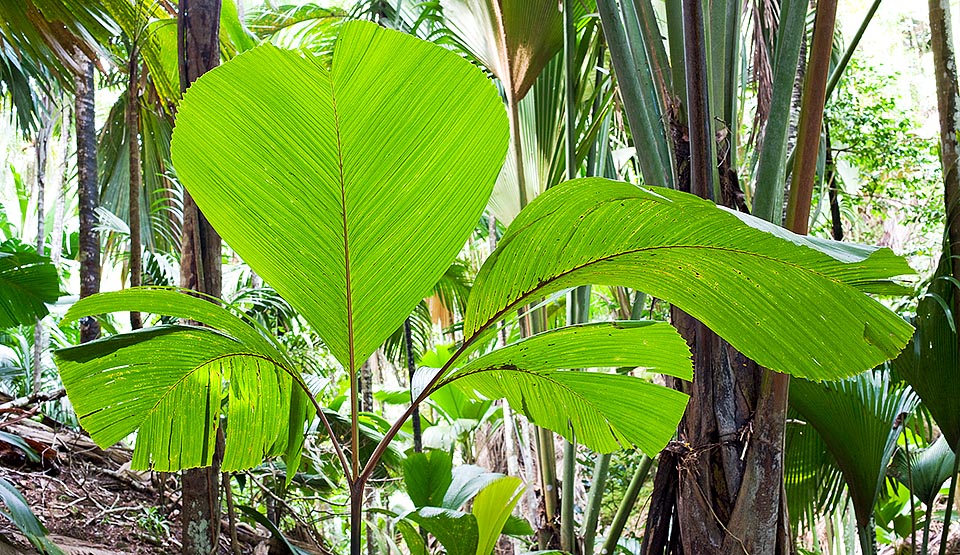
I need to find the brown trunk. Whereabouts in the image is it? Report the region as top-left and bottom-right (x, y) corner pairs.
(75, 53), (100, 344)
(660, 310), (790, 555)
(928, 1), (960, 552)
(643, 2), (791, 551)
(127, 48), (143, 330)
(178, 2), (223, 554)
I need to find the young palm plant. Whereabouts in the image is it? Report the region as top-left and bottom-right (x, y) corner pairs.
(55, 20), (914, 555)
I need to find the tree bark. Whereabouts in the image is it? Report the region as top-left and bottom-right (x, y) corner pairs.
(127, 47), (143, 330)
(643, 2), (791, 553)
(32, 100), (54, 394)
(927, 1), (960, 552)
(75, 54), (101, 344)
(178, 2), (223, 553)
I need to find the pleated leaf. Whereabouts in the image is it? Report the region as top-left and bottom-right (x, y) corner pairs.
(56, 325), (297, 472)
(433, 321), (691, 454)
(406, 507), (479, 555)
(784, 411), (847, 530)
(171, 21), (508, 374)
(446, 368), (686, 455)
(473, 476), (524, 555)
(58, 286), (312, 478)
(441, 0), (562, 102)
(62, 287), (281, 358)
(889, 435), (956, 507)
(449, 321), (692, 380)
(790, 372), (918, 526)
(403, 450), (454, 508)
(465, 178), (915, 381)
(0, 244), (60, 328)
(891, 250), (960, 450)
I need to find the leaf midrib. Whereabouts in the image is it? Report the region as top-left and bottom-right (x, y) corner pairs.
(470, 243), (895, 337)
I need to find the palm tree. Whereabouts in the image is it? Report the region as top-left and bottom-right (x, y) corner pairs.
(176, 2), (224, 553)
(920, 1), (960, 552)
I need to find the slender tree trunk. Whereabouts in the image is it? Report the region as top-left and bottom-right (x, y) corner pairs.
(75, 53), (101, 344)
(403, 319), (423, 453)
(32, 101), (53, 394)
(127, 48), (143, 330)
(178, 2), (223, 553)
(929, 2), (960, 552)
(51, 101), (70, 266)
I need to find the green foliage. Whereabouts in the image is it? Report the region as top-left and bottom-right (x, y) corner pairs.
(171, 20), (508, 374)
(438, 322), (691, 455)
(790, 372), (919, 530)
(0, 477), (64, 554)
(466, 177), (914, 381)
(825, 58), (941, 254)
(889, 435), (956, 508)
(403, 450), (453, 508)
(55, 288), (312, 473)
(398, 449), (532, 555)
(892, 249), (960, 450)
(0, 239), (60, 328)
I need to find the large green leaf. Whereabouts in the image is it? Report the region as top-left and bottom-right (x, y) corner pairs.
(889, 435), (956, 507)
(465, 178), (914, 381)
(403, 450), (453, 508)
(171, 20), (508, 373)
(444, 367), (686, 455)
(472, 476), (523, 555)
(56, 326), (296, 472)
(891, 250), (960, 450)
(58, 287), (313, 479)
(0, 242), (60, 327)
(448, 321), (692, 381)
(432, 321), (692, 454)
(790, 372), (918, 527)
(406, 507), (479, 555)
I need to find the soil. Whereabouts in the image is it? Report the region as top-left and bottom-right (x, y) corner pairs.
(0, 417), (270, 555)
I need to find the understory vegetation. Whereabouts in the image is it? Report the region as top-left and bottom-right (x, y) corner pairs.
(0, 1), (959, 555)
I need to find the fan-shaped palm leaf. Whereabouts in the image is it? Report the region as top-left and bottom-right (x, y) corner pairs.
(890, 434), (955, 508)
(892, 249), (960, 451)
(0, 240), (60, 328)
(790, 372), (919, 553)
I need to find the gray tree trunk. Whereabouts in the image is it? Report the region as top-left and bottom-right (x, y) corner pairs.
(178, 1), (223, 553)
(75, 52), (101, 344)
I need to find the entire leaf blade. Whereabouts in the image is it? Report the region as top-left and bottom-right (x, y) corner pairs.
(56, 326), (294, 472)
(0, 244), (60, 327)
(465, 178), (914, 381)
(171, 21), (508, 373)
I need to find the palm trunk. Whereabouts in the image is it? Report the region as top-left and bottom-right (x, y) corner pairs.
(178, 2), (223, 553)
(929, 1), (960, 552)
(51, 101), (69, 266)
(127, 48), (143, 330)
(32, 101), (53, 394)
(643, 2), (792, 553)
(75, 53), (100, 344)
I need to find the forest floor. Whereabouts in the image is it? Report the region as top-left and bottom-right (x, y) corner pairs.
(0, 413), (274, 555)
(2, 404), (959, 554)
